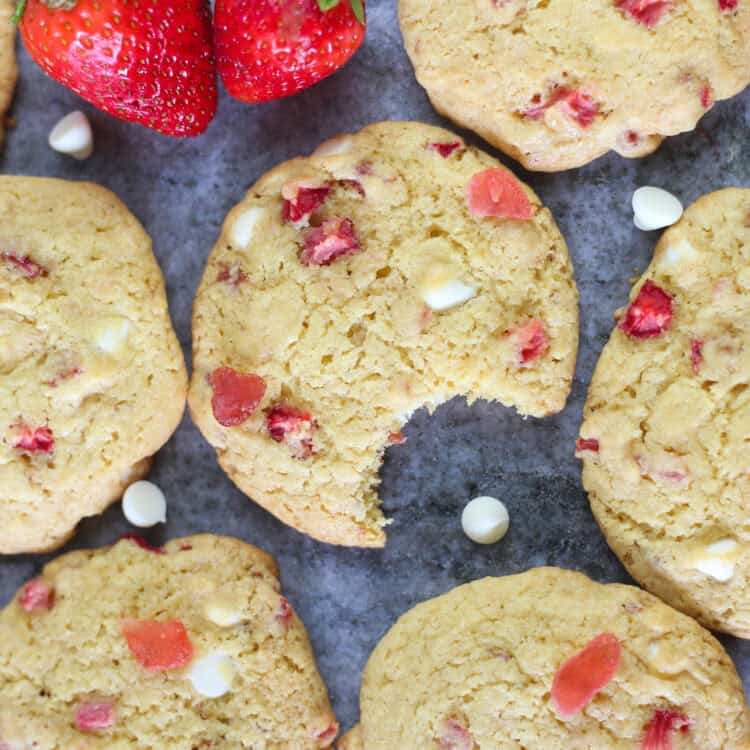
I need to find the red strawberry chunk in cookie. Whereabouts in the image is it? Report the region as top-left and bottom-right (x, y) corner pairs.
(466, 169), (534, 220)
(267, 405), (317, 459)
(719, 0), (738, 9)
(122, 619), (194, 671)
(642, 709), (691, 750)
(511, 319), (550, 365)
(13, 423), (54, 454)
(1, 251), (47, 279)
(209, 366), (267, 427)
(338, 178), (366, 197)
(521, 87), (600, 128)
(438, 718), (474, 750)
(301, 218), (361, 266)
(700, 84), (713, 108)
(315, 722), (339, 746)
(617, 0), (672, 27)
(275, 596), (293, 629)
(690, 339), (703, 373)
(619, 281), (673, 338)
(75, 699), (116, 732)
(551, 632), (621, 718)
(19, 578), (54, 612)
(427, 141), (463, 157)
(120, 532), (165, 554)
(282, 182), (331, 223)
(575, 437), (600, 456)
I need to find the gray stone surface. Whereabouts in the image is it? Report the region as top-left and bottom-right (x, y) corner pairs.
(2, 0), (750, 734)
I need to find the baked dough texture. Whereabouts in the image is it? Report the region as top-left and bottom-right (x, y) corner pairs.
(0, 534), (338, 749)
(0, 177), (187, 553)
(399, 0), (750, 171)
(344, 568), (750, 749)
(189, 121), (578, 548)
(580, 188), (750, 637)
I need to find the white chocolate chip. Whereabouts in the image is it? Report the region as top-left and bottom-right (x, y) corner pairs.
(230, 206), (263, 249)
(48, 111), (94, 160)
(312, 136), (353, 157)
(632, 187), (683, 231)
(122, 480), (167, 528)
(659, 238), (699, 267)
(204, 594), (244, 627)
(92, 316), (130, 354)
(461, 496), (509, 544)
(187, 653), (236, 698)
(418, 264), (476, 312)
(692, 538), (739, 582)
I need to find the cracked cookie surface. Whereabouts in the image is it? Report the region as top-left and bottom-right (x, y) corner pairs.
(0, 534), (338, 750)
(188, 121), (578, 548)
(0, 177), (186, 553)
(398, 0), (750, 171)
(345, 568), (750, 749)
(579, 188), (750, 637)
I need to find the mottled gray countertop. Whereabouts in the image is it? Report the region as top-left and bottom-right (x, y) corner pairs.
(2, 0), (750, 734)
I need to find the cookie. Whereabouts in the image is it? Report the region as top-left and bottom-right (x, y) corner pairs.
(579, 188), (750, 637)
(346, 567), (750, 749)
(398, 0), (750, 171)
(0, 0), (16, 147)
(0, 177), (187, 553)
(188, 121), (578, 547)
(0, 534), (338, 749)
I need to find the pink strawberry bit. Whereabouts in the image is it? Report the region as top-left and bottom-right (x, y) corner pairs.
(338, 178), (366, 197)
(122, 619), (194, 671)
(75, 699), (116, 732)
(12, 422), (54, 454)
(267, 405), (317, 459)
(45, 366), (82, 388)
(719, 0), (738, 9)
(617, 0), (672, 27)
(209, 366), (267, 427)
(281, 181), (331, 223)
(511, 319), (550, 365)
(466, 169), (534, 220)
(551, 632), (621, 718)
(216, 263), (248, 287)
(642, 709), (691, 750)
(388, 430), (406, 445)
(619, 280), (673, 339)
(438, 718), (474, 750)
(521, 87), (600, 128)
(700, 83), (713, 109)
(575, 438), (600, 456)
(275, 596), (293, 629)
(426, 141), (463, 158)
(690, 339), (703, 374)
(314, 721), (339, 747)
(19, 578), (54, 612)
(120, 533), (165, 554)
(300, 217), (361, 266)
(1, 251), (48, 279)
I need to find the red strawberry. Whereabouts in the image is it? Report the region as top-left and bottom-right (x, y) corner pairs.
(315, 722), (339, 746)
(209, 366), (267, 426)
(719, 0), (738, 9)
(617, 0), (672, 27)
(642, 709), (690, 750)
(16, 0), (217, 137)
(267, 404), (317, 459)
(282, 181), (332, 224)
(521, 87), (600, 128)
(121, 619), (194, 671)
(75, 699), (116, 731)
(551, 632), (621, 718)
(1, 252), (47, 279)
(19, 578), (54, 612)
(120, 533), (165, 554)
(301, 217), (361, 266)
(275, 596), (294, 629)
(427, 141), (463, 158)
(700, 83), (713, 109)
(466, 169), (534, 220)
(215, 0), (366, 104)
(510, 319), (550, 365)
(690, 339), (703, 373)
(619, 281), (673, 338)
(575, 437), (600, 456)
(13, 422), (54, 454)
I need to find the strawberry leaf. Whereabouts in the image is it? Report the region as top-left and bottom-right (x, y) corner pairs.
(349, 0), (365, 23)
(11, 0), (27, 24)
(318, 0), (342, 10)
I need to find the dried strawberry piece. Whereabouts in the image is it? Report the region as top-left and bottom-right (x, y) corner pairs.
(719, 0), (738, 9)
(521, 87), (600, 128)
(75, 699), (116, 731)
(690, 339), (703, 374)
(19, 578), (54, 612)
(1, 252), (48, 279)
(267, 405), (317, 459)
(314, 721), (339, 746)
(700, 84), (713, 108)
(216, 263), (248, 287)
(617, 0), (672, 26)
(466, 169), (533, 220)
(13, 423), (54, 454)
(275, 596), (293, 629)
(388, 431), (406, 445)
(300, 218), (361, 266)
(619, 281), (673, 339)
(281, 182), (331, 223)
(120, 533), (165, 554)
(510, 319), (550, 365)
(338, 178), (366, 197)
(551, 632), (621, 718)
(438, 718), (474, 750)
(575, 438), (600, 456)
(642, 709), (691, 750)
(122, 619), (194, 671)
(209, 366), (267, 427)
(427, 141), (463, 158)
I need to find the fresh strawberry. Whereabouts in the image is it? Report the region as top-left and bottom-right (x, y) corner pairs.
(466, 169), (534, 220)
(209, 366), (267, 426)
(642, 709), (690, 750)
(75, 699), (116, 731)
(16, 0), (216, 137)
(617, 0), (672, 27)
(121, 619), (194, 671)
(19, 578), (54, 612)
(619, 281), (673, 338)
(215, 0), (366, 104)
(551, 632), (621, 718)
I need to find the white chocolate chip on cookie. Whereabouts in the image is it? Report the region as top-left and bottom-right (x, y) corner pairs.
(187, 653), (237, 698)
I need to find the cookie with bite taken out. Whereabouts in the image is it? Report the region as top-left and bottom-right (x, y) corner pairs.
(188, 121), (579, 548)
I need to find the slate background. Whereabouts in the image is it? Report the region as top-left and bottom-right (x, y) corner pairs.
(2, 0), (750, 734)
